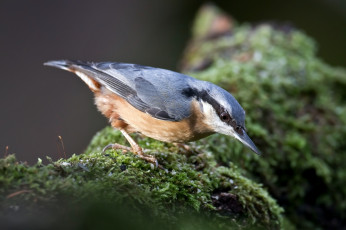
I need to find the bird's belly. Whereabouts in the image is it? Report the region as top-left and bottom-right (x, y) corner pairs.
(115, 99), (211, 143)
(132, 119), (213, 143)
(94, 91), (213, 143)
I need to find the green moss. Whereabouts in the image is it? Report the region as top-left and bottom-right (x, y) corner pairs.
(0, 124), (284, 229)
(182, 5), (346, 229)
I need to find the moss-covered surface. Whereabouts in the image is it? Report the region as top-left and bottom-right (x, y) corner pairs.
(1, 126), (283, 229)
(181, 4), (346, 229)
(1, 4), (345, 230)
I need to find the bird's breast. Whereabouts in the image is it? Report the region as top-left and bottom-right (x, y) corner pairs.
(94, 89), (214, 143)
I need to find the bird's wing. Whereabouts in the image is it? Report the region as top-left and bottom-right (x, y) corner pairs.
(45, 60), (192, 121)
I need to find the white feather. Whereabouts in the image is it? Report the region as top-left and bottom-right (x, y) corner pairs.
(200, 101), (238, 138)
(75, 71), (98, 91)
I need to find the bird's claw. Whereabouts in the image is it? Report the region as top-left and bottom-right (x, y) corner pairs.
(138, 154), (159, 168)
(102, 144), (114, 154)
(102, 143), (132, 154)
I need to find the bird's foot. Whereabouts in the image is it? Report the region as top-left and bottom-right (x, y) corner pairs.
(102, 143), (132, 153)
(102, 143), (159, 168)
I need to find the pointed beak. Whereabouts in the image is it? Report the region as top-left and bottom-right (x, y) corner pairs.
(236, 129), (261, 155)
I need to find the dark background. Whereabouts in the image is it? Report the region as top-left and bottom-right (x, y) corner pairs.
(1, 0), (345, 164)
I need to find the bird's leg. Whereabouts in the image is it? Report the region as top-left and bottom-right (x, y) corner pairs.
(102, 129), (158, 167)
(103, 143), (132, 152)
(118, 129), (159, 167)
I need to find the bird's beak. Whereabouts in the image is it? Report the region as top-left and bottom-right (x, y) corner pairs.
(236, 129), (261, 155)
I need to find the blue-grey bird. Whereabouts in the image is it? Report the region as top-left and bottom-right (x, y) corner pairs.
(44, 60), (260, 165)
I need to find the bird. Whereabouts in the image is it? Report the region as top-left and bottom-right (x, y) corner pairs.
(44, 60), (260, 166)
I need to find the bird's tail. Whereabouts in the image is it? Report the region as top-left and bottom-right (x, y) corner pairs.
(44, 60), (101, 92)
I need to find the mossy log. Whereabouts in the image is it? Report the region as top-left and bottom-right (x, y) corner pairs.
(1, 4), (346, 230)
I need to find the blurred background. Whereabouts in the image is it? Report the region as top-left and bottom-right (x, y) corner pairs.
(1, 0), (345, 164)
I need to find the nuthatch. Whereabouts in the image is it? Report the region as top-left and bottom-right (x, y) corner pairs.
(45, 60), (260, 165)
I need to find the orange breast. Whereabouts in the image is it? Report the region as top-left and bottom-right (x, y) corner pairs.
(94, 89), (214, 143)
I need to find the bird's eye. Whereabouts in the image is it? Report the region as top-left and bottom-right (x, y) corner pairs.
(220, 112), (230, 122)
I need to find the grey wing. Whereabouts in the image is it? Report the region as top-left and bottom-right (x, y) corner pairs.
(48, 60), (192, 121)
(132, 76), (173, 120)
(93, 62), (193, 121)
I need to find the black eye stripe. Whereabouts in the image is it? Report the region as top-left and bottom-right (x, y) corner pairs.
(181, 87), (243, 135)
(218, 108), (244, 135)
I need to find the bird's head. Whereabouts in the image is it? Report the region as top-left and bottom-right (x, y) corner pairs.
(188, 83), (260, 155)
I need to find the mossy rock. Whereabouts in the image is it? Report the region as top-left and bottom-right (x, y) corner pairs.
(181, 4), (346, 229)
(0, 125), (282, 229)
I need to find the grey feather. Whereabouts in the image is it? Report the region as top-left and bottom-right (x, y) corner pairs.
(45, 60), (194, 121)
(96, 62), (195, 121)
(44, 60), (244, 124)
